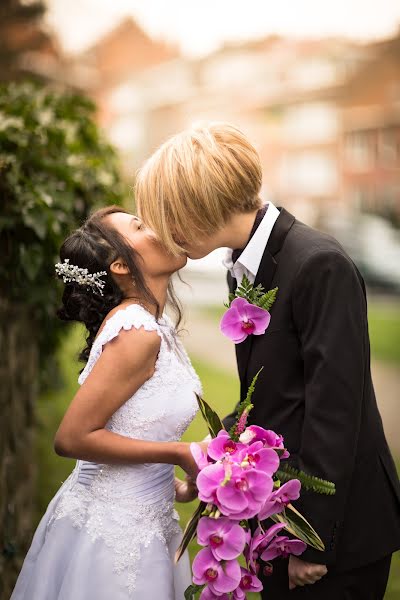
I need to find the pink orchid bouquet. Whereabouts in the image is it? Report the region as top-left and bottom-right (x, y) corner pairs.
(176, 370), (335, 600)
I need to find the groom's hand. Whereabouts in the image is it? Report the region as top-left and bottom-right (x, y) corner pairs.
(288, 556), (327, 589)
(174, 475), (198, 503)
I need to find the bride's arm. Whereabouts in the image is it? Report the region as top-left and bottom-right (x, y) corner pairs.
(53, 326), (196, 476)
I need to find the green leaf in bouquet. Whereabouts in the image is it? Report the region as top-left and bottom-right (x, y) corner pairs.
(276, 464), (336, 496)
(184, 583), (204, 600)
(175, 501), (207, 563)
(269, 503), (325, 551)
(229, 367), (263, 440)
(196, 393), (225, 438)
(243, 366), (263, 407)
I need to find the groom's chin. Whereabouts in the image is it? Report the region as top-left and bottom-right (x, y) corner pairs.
(186, 250), (209, 260)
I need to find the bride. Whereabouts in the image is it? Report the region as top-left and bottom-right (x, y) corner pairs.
(10, 205), (205, 600)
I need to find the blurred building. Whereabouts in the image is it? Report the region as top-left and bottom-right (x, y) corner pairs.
(78, 18), (180, 148)
(90, 25), (398, 225)
(249, 37), (367, 221)
(0, 0), (62, 83)
(341, 35), (400, 225)
(0, 1), (96, 92)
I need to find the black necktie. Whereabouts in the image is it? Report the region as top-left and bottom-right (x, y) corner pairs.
(231, 203), (269, 264)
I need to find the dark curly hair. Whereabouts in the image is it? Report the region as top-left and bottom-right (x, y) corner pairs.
(56, 205), (182, 364)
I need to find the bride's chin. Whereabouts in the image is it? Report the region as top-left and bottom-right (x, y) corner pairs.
(181, 255), (188, 268)
(173, 254), (188, 270)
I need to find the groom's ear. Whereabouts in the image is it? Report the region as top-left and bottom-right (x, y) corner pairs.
(109, 257), (130, 276)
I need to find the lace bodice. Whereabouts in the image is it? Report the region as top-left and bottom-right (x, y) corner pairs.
(46, 304), (202, 594)
(77, 303), (202, 442)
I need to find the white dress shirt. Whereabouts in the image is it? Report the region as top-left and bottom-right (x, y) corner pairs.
(222, 201), (280, 283)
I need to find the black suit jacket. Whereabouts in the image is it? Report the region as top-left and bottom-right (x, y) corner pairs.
(222, 207), (400, 571)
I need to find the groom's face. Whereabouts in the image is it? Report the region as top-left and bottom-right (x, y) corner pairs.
(173, 234), (220, 260)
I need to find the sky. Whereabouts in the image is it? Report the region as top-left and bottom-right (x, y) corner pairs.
(46, 0), (400, 57)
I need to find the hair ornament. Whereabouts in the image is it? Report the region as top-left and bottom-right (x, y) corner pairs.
(55, 258), (107, 296)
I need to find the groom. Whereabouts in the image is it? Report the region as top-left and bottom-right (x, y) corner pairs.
(136, 122), (400, 599)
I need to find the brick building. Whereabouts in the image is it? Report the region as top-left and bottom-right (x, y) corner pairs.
(79, 18), (179, 129)
(341, 35), (400, 224)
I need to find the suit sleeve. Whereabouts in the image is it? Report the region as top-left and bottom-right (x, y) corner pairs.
(291, 249), (367, 565)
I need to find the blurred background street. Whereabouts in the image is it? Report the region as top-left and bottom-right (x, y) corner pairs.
(1, 1), (399, 598)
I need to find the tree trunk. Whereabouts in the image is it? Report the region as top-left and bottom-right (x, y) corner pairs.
(0, 298), (38, 600)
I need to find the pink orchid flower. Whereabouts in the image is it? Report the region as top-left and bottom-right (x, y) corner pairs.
(260, 535), (307, 561)
(197, 517), (246, 560)
(232, 567), (263, 599)
(207, 430), (245, 462)
(190, 442), (211, 471)
(200, 586), (229, 600)
(196, 462), (226, 505)
(245, 524), (286, 573)
(236, 441), (280, 476)
(192, 547), (241, 595)
(239, 425), (290, 459)
(220, 297), (271, 343)
(258, 479), (301, 521)
(196, 460), (274, 520)
(219, 464), (273, 520)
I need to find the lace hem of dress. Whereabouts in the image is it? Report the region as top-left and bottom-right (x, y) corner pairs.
(46, 472), (181, 595)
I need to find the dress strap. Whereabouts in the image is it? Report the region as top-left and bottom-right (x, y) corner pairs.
(94, 304), (162, 350)
(78, 304), (163, 385)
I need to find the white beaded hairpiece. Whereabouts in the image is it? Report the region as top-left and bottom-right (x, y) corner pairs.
(55, 258), (108, 296)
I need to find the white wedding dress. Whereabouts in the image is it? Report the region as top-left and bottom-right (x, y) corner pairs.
(11, 304), (202, 600)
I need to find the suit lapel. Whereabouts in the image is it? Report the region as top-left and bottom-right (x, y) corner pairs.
(236, 207), (296, 378)
(227, 270), (236, 295)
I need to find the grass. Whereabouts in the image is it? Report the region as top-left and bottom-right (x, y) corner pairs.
(34, 322), (399, 599)
(367, 302), (400, 364)
(34, 325), (85, 523)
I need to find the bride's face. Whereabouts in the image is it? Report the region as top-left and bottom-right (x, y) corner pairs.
(106, 212), (187, 276)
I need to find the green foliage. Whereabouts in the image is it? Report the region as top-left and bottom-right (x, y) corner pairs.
(229, 367), (263, 441)
(225, 274), (278, 312)
(184, 584), (204, 600)
(276, 464), (336, 496)
(0, 81), (128, 386)
(175, 500), (206, 564)
(258, 287), (278, 311)
(196, 393), (225, 438)
(367, 302), (400, 364)
(269, 503), (325, 551)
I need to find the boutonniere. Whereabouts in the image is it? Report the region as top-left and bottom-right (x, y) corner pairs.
(220, 275), (278, 343)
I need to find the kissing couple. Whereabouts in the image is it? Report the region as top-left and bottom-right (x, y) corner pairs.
(10, 122), (400, 600)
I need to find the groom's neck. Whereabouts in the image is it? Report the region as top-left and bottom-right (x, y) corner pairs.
(220, 209), (259, 250)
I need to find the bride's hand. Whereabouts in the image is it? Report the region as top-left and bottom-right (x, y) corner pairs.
(174, 475), (198, 503)
(176, 441), (209, 480)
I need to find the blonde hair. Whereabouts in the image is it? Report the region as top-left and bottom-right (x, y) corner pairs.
(135, 122), (263, 255)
